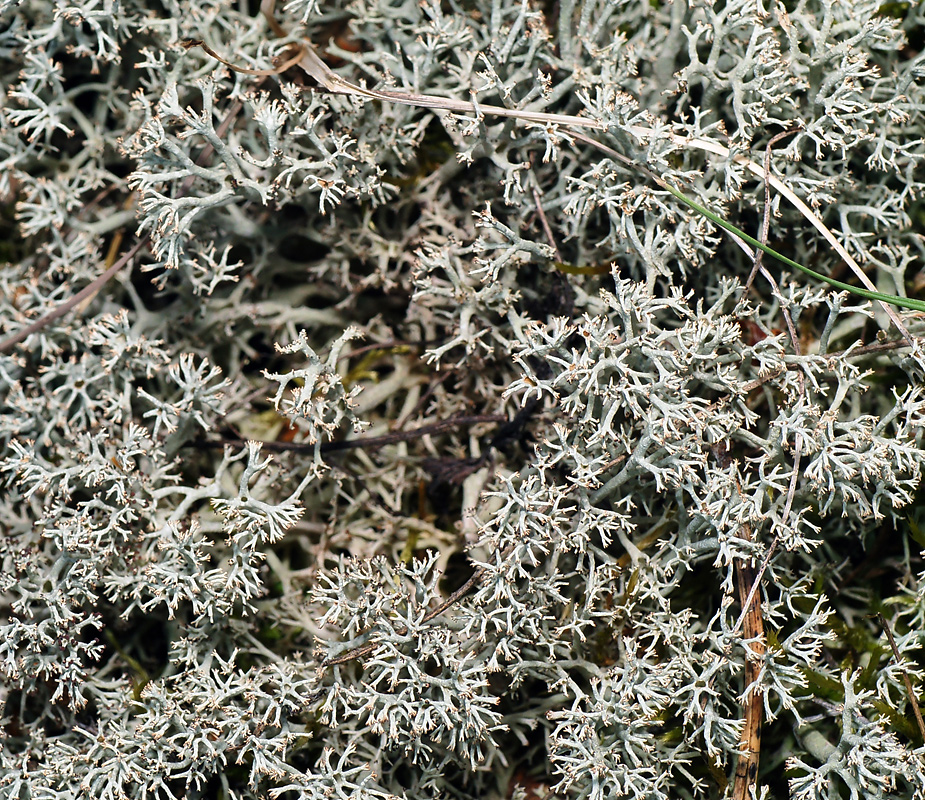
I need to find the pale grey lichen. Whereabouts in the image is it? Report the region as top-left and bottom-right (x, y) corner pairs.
(2, 1), (925, 799)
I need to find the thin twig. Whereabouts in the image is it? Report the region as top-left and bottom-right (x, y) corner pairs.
(830, 336), (925, 359)
(77, 194), (138, 314)
(322, 566), (484, 666)
(738, 129), (806, 371)
(732, 526), (766, 800)
(180, 38), (304, 76)
(337, 338), (440, 362)
(0, 96), (248, 356)
(530, 153), (562, 262)
(191, 414), (506, 454)
(878, 612), (925, 743)
(0, 238), (148, 354)
(743, 128), (801, 296)
(732, 524), (765, 800)
(394, 370), (454, 431)
(731, 436), (802, 638)
(769, 271), (802, 355)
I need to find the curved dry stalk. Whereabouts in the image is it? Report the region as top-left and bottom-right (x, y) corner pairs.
(322, 566), (484, 667)
(277, 35), (916, 339)
(0, 97), (249, 355)
(878, 612), (925, 743)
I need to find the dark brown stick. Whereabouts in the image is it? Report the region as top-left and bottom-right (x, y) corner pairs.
(322, 567), (484, 666)
(743, 128), (801, 296)
(0, 238), (149, 354)
(191, 414), (506, 454)
(0, 95), (247, 355)
(732, 524), (765, 800)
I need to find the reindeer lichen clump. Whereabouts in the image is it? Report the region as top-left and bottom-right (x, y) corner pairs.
(1, 1), (925, 799)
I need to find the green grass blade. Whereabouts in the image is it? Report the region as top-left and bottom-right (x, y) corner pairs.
(660, 182), (925, 313)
